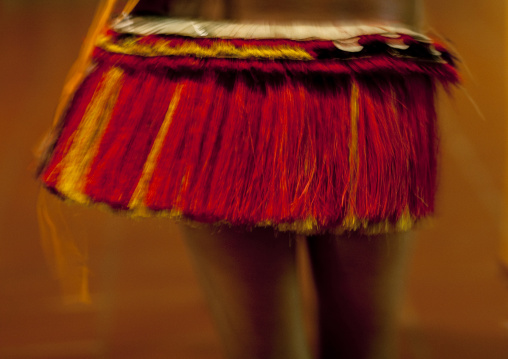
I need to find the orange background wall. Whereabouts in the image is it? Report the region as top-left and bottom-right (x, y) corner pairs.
(0, 0), (506, 358)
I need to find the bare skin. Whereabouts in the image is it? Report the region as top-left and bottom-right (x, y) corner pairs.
(133, 0), (422, 27)
(182, 226), (311, 359)
(307, 232), (413, 359)
(183, 226), (412, 359)
(131, 1), (420, 358)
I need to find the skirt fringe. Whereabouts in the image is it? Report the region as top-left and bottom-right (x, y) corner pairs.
(39, 29), (458, 234)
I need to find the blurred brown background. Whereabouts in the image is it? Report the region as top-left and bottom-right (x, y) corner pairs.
(0, 0), (507, 358)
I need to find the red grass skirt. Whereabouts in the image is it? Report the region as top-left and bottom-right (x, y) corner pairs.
(38, 27), (458, 234)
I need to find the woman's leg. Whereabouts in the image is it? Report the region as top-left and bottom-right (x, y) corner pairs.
(306, 231), (413, 359)
(180, 225), (311, 359)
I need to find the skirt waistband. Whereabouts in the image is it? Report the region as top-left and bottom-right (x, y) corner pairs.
(113, 15), (426, 41)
